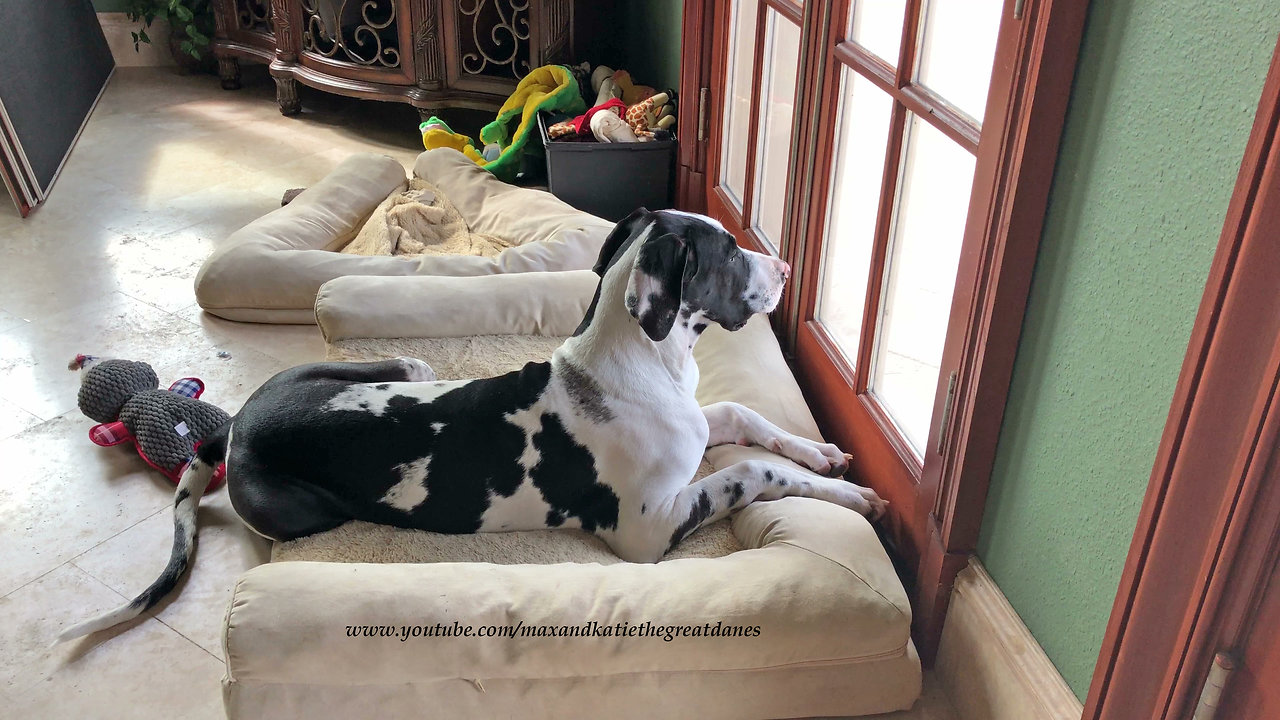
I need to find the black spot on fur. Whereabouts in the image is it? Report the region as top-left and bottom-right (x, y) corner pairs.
(591, 207), (650, 276)
(174, 488), (190, 508)
(546, 509), (566, 527)
(668, 490), (713, 551)
(692, 323), (707, 334)
(765, 470), (775, 483)
(728, 481), (744, 506)
(573, 283), (605, 337)
(559, 361), (615, 423)
(386, 395), (419, 414)
(778, 479), (788, 487)
(374, 384), (390, 390)
(576, 208), (651, 337)
(641, 503), (647, 514)
(530, 412), (619, 533)
(229, 360), (552, 537)
(679, 307), (693, 320)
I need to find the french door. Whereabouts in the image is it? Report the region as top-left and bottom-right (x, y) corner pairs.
(697, 0), (1087, 656)
(706, 0), (806, 253)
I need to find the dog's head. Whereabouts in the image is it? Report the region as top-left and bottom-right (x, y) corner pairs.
(592, 208), (790, 341)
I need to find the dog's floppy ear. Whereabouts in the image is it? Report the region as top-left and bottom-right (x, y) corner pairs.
(592, 207), (651, 276)
(626, 232), (697, 342)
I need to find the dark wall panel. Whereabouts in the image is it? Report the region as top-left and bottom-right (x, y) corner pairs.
(0, 0), (114, 193)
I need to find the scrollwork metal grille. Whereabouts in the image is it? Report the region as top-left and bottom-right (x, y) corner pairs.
(235, 0), (273, 33)
(301, 0), (401, 68)
(458, 0), (530, 79)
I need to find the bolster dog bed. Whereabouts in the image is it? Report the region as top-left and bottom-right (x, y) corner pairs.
(220, 271), (923, 720)
(193, 149), (615, 324)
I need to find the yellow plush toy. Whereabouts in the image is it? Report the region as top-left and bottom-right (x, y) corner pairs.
(421, 65), (586, 183)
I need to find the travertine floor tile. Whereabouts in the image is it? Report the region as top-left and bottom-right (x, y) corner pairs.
(0, 395), (41, 442)
(0, 291), (285, 419)
(74, 490), (272, 657)
(0, 414), (173, 596)
(0, 563), (136, 694)
(4, 565), (225, 720)
(879, 671), (960, 720)
(0, 308), (27, 334)
(177, 302), (326, 368)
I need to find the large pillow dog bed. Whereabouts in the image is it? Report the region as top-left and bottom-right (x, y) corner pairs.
(220, 271), (923, 720)
(193, 149), (615, 323)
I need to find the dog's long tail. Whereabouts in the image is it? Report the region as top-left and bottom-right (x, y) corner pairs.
(56, 422), (231, 643)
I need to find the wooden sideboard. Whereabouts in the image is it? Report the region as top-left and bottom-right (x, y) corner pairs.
(210, 0), (575, 118)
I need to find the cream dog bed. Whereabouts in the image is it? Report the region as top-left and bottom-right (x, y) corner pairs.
(221, 271), (923, 720)
(193, 149), (615, 323)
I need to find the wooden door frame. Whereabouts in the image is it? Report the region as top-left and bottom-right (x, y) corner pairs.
(1082, 35), (1280, 720)
(788, 0), (1089, 661)
(679, 0), (1089, 661)
(909, 0), (1090, 659)
(675, 0), (715, 212)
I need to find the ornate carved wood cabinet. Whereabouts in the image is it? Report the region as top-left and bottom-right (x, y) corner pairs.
(210, 0), (575, 118)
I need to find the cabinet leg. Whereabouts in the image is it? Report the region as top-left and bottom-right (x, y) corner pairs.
(417, 107), (442, 125)
(218, 56), (241, 90)
(274, 76), (301, 116)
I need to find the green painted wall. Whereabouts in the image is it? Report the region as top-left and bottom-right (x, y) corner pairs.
(977, 0), (1280, 701)
(620, 0), (684, 92)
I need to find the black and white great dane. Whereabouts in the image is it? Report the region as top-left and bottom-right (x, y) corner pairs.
(60, 207), (885, 641)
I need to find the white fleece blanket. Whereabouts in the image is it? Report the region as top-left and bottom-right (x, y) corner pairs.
(340, 177), (516, 258)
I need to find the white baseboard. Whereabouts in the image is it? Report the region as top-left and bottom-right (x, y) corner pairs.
(97, 12), (175, 68)
(936, 559), (1084, 720)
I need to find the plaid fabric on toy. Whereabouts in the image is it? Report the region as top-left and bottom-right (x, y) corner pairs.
(168, 378), (205, 399)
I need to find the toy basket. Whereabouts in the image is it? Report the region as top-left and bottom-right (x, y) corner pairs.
(537, 112), (676, 221)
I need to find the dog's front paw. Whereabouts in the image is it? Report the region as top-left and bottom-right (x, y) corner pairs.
(851, 483), (888, 521)
(397, 356), (436, 382)
(768, 437), (851, 477)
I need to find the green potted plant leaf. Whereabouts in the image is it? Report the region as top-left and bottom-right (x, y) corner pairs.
(125, 0), (216, 73)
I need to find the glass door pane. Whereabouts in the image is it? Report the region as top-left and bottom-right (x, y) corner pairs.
(850, 0), (907, 66)
(915, 0), (1003, 123)
(870, 113), (975, 454)
(719, 0), (760, 209)
(750, 9), (802, 252)
(815, 69), (894, 361)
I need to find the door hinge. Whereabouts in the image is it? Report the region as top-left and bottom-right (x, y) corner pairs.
(935, 370), (958, 455)
(1192, 652), (1236, 720)
(697, 87), (710, 142)
(1013, 0), (1026, 20)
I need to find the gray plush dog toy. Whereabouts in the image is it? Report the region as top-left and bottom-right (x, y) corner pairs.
(69, 354), (229, 489)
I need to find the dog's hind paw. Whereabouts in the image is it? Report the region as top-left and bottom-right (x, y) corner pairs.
(397, 356), (436, 382)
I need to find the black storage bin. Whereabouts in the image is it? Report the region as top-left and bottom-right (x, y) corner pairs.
(538, 112), (676, 221)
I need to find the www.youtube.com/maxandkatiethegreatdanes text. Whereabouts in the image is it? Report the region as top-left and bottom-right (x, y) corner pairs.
(346, 620), (763, 643)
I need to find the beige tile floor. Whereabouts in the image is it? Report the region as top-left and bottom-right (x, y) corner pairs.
(0, 67), (959, 720)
